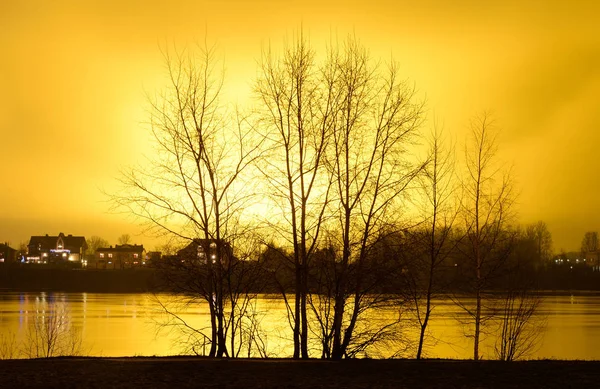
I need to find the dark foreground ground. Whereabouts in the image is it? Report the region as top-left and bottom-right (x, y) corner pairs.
(0, 357), (599, 389)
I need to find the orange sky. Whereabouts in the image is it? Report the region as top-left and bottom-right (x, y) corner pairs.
(1, 0), (599, 251)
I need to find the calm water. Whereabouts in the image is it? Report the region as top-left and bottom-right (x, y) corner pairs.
(0, 292), (598, 359)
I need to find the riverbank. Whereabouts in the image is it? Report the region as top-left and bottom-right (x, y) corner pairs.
(0, 357), (599, 388)
(0, 266), (154, 292)
(2, 264), (600, 293)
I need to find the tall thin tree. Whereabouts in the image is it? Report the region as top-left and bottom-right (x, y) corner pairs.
(255, 33), (334, 358)
(410, 125), (460, 359)
(458, 113), (515, 360)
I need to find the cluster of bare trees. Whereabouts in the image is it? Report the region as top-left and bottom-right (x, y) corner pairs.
(112, 32), (548, 360)
(254, 35), (424, 359)
(0, 300), (85, 359)
(401, 116), (548, 361)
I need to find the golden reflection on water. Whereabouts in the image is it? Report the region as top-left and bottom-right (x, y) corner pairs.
(1, 292), (599, 359)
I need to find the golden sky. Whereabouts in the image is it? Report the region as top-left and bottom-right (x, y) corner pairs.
(1, 0), (599, 251)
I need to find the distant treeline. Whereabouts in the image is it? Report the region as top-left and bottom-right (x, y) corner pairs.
(0, 255), (599, 293)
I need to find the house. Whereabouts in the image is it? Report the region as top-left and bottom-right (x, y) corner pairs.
(177, 239), (233, 265)
(0, 242), (17, 263)
(93, 244), (146, 269)
(26, 233), (87, 264)
(582, 251), (600, 271)
(145, 251), (162, 265)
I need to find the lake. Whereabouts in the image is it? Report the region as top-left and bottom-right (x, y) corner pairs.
(0, 292), (598, 359)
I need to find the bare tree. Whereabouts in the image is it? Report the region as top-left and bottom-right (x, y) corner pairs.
(154, 240), (181, 256)
(581, 231), (598, 256)
(494, 245), (546, 362)
(18, 242), (28, 259)
(409, 125), (460, 359)
(255, 32), (334, 358)
(495, 288), (545, 361)
(117, 234), (132, 245)
(113, 43), (262, 358)
(321, 37), (424, 360)
(23, 300), (84, 358)
(224, 233), (270, 358)
(457, 113), (515, 361)
(526, 221), (552, 264)
(151, 234), (268, 358)
(307, 249), (334, 358)
(0, 332), (18, 360)
(85, 236), (109, 257)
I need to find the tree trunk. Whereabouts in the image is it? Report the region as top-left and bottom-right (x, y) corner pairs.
(293, 261), (301, 359)
(474, 287), (481, 361)
(301, 266), (309, 358)
(208, 300), (217, 357)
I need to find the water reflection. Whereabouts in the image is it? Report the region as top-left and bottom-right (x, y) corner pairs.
(0, 292), (599, 359)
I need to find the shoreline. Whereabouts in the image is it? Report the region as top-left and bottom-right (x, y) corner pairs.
(1, 357), (599, 388)
(3, 288), (600, 295)
(3, 265), (600, 293)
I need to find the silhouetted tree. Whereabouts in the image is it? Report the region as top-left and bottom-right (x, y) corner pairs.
(581, 231), (598, 255)
(409, 125), (461, 359)
(525, 221), (552, 266)
(317, 36), (423, 360)
(23, 300), (84, 358)
(113, 43), (262, 357)
(255, 32), (334, 358)
(493, 227), (546, 361)
(256, 33), (423, 359)
(117, 234), (132, 245)
(18, 242), (28, 260)
(495, 287), (544, 361)
(153, 232), (268, 358)
(0, 332), (18, 360)
(154, 240), (181, 257)
(457, 113), (515, 361)
(85, 236), (109, 258)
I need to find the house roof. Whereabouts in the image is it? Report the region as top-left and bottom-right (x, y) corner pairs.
(0, 243), (17, 258)
(29, 233), (87, 250)
(97, 244), (145, 253)
(0, 243), (16, 252)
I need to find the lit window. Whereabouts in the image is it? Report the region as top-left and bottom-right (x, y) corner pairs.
(108, 253), (113, 258)
(133, 253), (138, 259)
(62, 253), (67, 258)
(100, 253), (105, 258)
